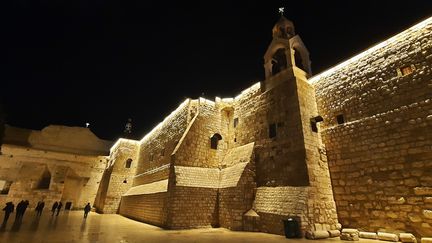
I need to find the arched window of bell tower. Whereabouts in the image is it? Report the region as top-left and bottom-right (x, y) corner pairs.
(294, 48), (306, 72)
(271, 48), (287, 75)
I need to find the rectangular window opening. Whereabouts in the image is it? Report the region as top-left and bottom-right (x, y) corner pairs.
(310, 120), (318, 133)
(269, 123), (277, 138)
(233, 118), (239, 128)
(336, 114), (345, 125)
(0, 180), (12, 195)
(398, 65), (415, 77)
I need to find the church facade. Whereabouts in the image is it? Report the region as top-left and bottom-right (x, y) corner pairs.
(92, 16), (432, 236)
(1, 16), (431, 237)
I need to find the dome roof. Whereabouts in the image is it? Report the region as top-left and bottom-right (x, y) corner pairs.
(272, 16), (295, 39)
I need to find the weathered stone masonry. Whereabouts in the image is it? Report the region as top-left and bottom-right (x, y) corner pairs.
(0, 14), (420, 238)
(102, 16), (340, 236)
(311, 17), (432, 237)
(0, 125), (112, 210)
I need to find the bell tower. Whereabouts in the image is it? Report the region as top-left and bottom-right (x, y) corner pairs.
(263, 15), (312, 83)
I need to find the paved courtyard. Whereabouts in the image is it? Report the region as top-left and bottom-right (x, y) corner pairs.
(0, 210), (382, 243)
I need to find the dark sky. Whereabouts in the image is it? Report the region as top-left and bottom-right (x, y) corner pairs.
(3, 1), (432, 140)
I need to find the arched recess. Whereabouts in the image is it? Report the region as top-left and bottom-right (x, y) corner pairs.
(210, 133), (222, 150)
(290, 37), (312, 75)
(294, 48), (306, 71)
(271, 48), (287, 75)
(37, 167), (51, 189)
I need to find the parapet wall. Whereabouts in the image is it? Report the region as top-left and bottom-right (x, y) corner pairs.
(313, 17), (432, 237)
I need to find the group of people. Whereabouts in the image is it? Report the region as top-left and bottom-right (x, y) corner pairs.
(50, 201), (63, 216)
(2, 200), (93, 226)
(1, 200), (30, 225)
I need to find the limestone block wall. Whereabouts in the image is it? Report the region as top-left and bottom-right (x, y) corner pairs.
(219, 161), (256, 230)
(227, 72), (338, 234)
(134, 99), (191, 186)
(296, 75), (339, 231)
(313, 17), (432, 237)
(119, 100), (191, 225)
(172, 98), (224, 168)
(233, 78), (309, 187)
(0, 145), (106, 210)
(166, 99), (232, 228)
(96, 139), (139, 214)
(119, 193), (168, 227)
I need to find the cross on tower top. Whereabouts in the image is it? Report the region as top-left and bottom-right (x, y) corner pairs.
(278, 7), (284, 16)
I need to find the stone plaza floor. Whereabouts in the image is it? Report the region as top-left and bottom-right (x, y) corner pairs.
(0, 211), (385, 243)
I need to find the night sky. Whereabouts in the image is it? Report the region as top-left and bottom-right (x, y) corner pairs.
(3, 1), (432, 140)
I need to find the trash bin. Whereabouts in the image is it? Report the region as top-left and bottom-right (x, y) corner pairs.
(282, 216), (301, 238)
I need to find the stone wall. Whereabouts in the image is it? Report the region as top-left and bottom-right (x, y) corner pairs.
(226, 69), (338, 233)
(134, 99), (191, 186)
(313, 17), (432, 237)
(0, 144), (107, 210)
(119, 193), (168, 227)
(118, 100), (192, 225)
(233, 77), (309, 187)
(94, 139), (139, 214)
(219, 161), (256, 230)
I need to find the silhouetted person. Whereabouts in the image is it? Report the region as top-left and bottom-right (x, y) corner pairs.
(51, 201), (58, 216)
(35, 201), (45, 217)
(56, 202), (62, 216)
(84, 203), (91, 219)
(2, 202), (14, 225)
(22, 200), (29, 218)
(15, 200), (25, 221)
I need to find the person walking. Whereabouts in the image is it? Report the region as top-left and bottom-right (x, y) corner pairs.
(21, 200), (29, 219)
(2, 202), (15, 225)
(51, 201), (58, 216)
(56, 202), (62, 216)
(36, 200), (45, 217)
(83, 203), (91, 219)
(15, 200), (24, 221)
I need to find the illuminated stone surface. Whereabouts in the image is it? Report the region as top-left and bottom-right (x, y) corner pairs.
(0, 211), (406, 243)
(0, 14), (431, 240)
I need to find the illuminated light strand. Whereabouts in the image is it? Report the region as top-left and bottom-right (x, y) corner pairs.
(309, 16), (432, 85)
(139, 99), (190, 144)
(234, 82), (261, 101)
(110, 138), (139, 154)
(109, 81), (262, 153)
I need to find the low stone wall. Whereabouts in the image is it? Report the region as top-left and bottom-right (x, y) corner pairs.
(167, 186), (218, 229)
(119, 193), (168, 227)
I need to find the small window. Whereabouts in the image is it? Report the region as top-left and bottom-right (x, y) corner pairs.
(149, 154), (154, 162)
(125, 158), (133, 168)
(311, 120), (318, 133)
(310, 115), (323, 132)
(210, 133), (222, 149)
(234, 138), (237, 142)
(233, 118), (239, 128)
(269, 123), (277, 138)
(161, 149), (165, 156)
(0, 181), (12, 195)
(336, 114), (345, 125)
(398, 65), (414, 76)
